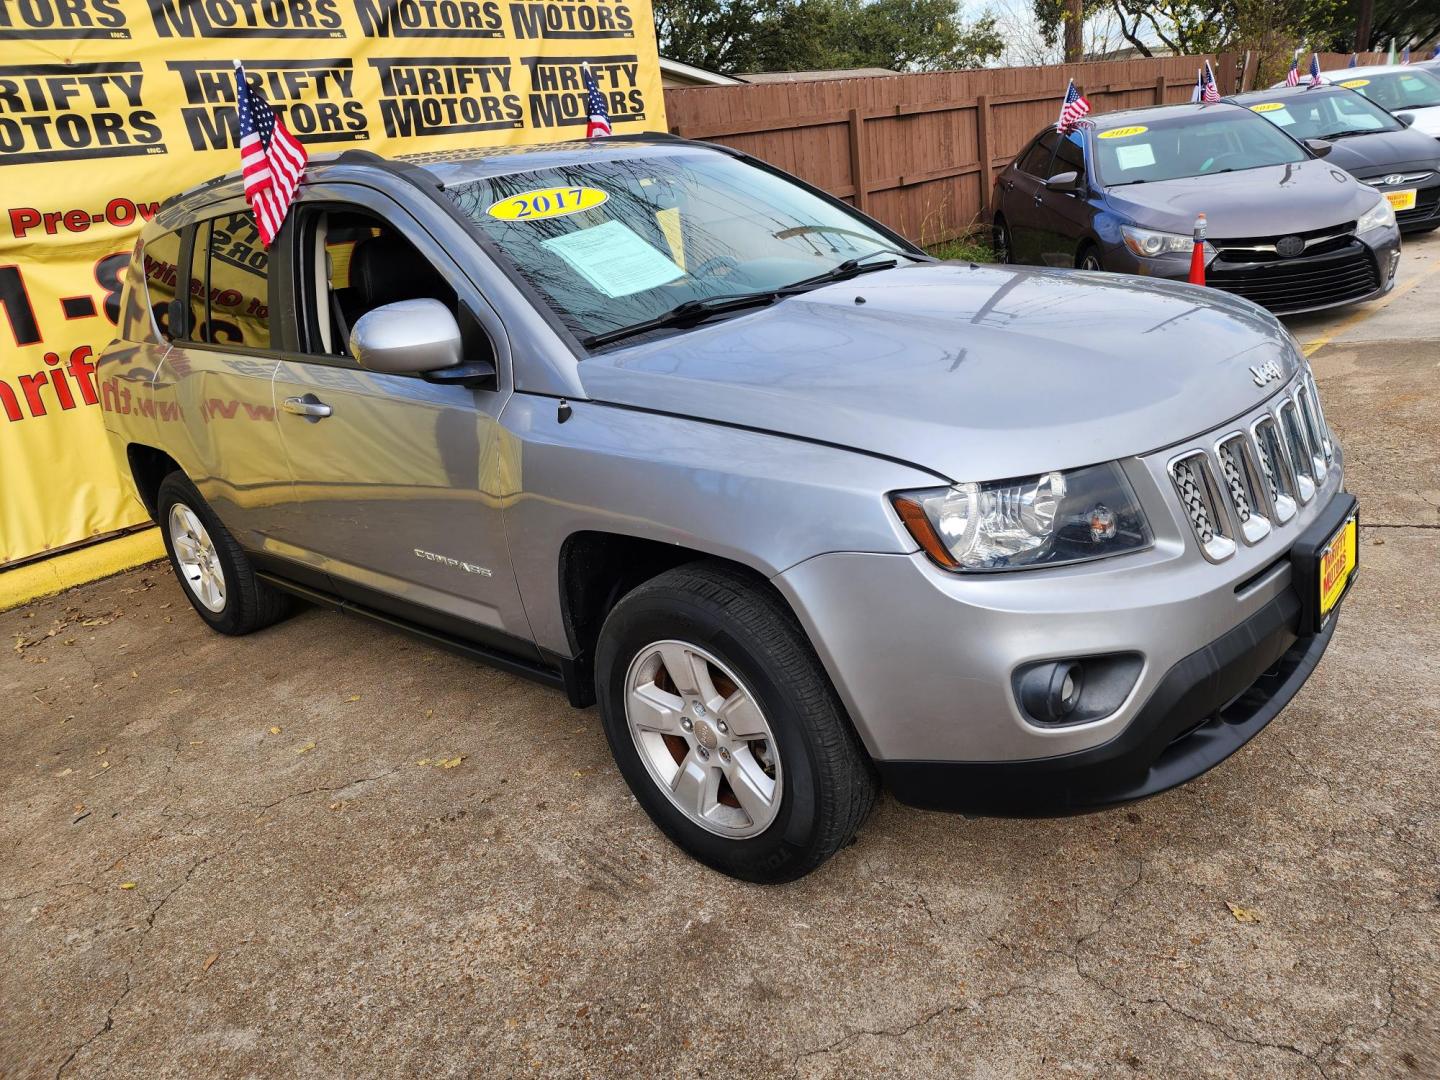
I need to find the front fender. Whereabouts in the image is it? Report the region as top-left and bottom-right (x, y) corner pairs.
(501, 394), (939, 654)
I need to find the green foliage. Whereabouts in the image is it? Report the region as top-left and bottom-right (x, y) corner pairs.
(655, 0), (1004, 74)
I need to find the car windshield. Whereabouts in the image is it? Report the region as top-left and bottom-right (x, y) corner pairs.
(1092, 110), (1308, 186)
(444, 150), (907, 344)
(1332, 69), (1440, 110)
(1242, 89), (1401, 138)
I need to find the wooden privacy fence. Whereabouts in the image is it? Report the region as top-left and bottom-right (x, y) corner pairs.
(664, 54), (1263, 245)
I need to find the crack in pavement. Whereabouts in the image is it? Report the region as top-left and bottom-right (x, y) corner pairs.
(253, 767), (401, 814)
(786, 982), (1041, 1071)
(54, 970), (131, 1079)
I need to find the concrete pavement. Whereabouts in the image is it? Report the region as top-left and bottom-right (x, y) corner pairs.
(2, 232), (1438, 1079)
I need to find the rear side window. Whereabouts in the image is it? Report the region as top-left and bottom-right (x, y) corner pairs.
(195, 211), (271, 350)
(139, 229), (184, 341)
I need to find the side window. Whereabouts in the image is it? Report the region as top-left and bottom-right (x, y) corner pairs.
(139, 228), (184, 340)
(1016, 134), (1056, 177)
(297, 205), (494, 372)
(198, 210), (270, 349)
(1050, 131), (1086, 178)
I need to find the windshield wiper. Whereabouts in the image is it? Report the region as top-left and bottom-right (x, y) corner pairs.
(1324, 128), (1386, 139)
(581, 250), (913, 350)
(582, 291), (787, 348)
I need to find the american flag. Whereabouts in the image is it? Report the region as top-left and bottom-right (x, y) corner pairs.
(1056, 79), (1091, 132)
(1433, 43), (1440, 59)
(582, 62), (611, 138)
(1308, 53), (1322, 86)
(1401, 45), (1410, 64)
(234, 61), (306, 246)
(1285, 54), (1300, 86)
(1201, 60), (1220, 102)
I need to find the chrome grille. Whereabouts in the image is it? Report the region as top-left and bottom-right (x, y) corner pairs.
(1169, 453), (1235, 562)
(1164, 373), (1337, 559)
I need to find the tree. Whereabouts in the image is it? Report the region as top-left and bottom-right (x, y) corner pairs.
(654, 0), (1004, 74)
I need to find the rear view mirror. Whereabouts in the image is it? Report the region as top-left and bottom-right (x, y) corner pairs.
(1304, 138), (1334, 158)
(1045, 170), (1084, 194)
(1395, 112), (1415, 127)
(351, 298), (463, 374)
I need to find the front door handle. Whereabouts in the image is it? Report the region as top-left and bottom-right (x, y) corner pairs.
(282, 394), (332, 421)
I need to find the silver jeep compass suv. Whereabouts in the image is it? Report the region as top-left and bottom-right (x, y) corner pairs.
(98, 136), (1358, 882)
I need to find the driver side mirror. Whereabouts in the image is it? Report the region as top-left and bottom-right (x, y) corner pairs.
(1304, 138), (1334, 158)
(1395, 112), (1415, 128)
(1045, 170), (1085, 195)
(350, 298), (495, 388)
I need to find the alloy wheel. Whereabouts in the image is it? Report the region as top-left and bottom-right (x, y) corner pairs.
(623, 640), (782, 838)
(168, 502), (226, 613)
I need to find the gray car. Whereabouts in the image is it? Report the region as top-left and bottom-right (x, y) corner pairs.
(992, 102), (1402, 314)
(1224, 84), (1440, 233)
(99, 136), (1358, 882)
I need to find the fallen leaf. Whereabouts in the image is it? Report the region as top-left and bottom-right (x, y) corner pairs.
(294, 742), (316, 755)
(1227, 902), (1260, 924)
(328, 801), (345, 811)
(55, 767), (73, 778)
(169, 688), (182, 694)
(346, 694), (361, 702)
(416, 758), (431, 767)
(203, 952), (220, 971)
(439, 756), (465, 769)
(119, 882), (136, 890)
(99, 761), (110, 769)
(269, 726), (282, 735)
(130, 671), (138, 679)
(424, 709), (433, 719)
(96, 747), (107, 755)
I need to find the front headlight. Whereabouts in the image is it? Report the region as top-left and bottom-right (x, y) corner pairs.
(1357, 195), (1396, 233)
(1120, 224), (1197, 258)
(891, 462), (1152, 572)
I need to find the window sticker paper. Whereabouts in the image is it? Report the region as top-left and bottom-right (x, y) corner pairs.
(1114, 143), (1156, 170)
(540, 219), (685, 297)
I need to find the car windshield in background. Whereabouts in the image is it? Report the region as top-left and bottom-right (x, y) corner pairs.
(445, 151), (906, 345)
(1332, 69), (1440, 110)
(1092, 111), (1308, 186)
(1243, 89), (1401, 139)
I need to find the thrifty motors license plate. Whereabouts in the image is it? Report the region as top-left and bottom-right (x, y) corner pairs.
(1384, 189), (1417, 212)
(1319, 513), (1358, 618)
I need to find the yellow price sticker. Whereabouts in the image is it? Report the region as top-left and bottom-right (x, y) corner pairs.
(487, 186), (609, 221)
(1339, 78), (1370, 88)
(1098, 125), (1148, 139)
(1251, 102), (1285, 112)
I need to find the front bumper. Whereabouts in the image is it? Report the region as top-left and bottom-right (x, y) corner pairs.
(1110, 228), (1401, 315)
(773, 417), (1352, 814)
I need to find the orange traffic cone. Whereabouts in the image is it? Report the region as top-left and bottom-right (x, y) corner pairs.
(1188, 213), (1207, 286)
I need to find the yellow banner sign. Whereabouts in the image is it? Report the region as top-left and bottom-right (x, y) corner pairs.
(0, 0), (665, 566)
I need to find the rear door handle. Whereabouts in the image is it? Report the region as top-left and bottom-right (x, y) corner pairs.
(282, 394), (332, 421)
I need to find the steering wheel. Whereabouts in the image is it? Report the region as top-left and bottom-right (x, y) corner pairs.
(1200, 151), (1245, 173)
(688, 254), (742, 280)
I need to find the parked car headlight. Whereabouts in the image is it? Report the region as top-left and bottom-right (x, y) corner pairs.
(1120, 224), (1196, 257)
(1356, 195), (1396, 234)
(891, 463), (1152, 572)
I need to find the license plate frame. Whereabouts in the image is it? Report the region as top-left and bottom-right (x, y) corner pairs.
(1290, 494), (1359, 635)
(1384, 188), (1417, 212)
(1317, 513), (1357, 620)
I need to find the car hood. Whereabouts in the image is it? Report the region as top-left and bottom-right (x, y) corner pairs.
(1389, 104), (1440, 138)
(1321, 126), (1440, 175)
(1102, 158), (1380, 236)
(575, 263), (1303, 483)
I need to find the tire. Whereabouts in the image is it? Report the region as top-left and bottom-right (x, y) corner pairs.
(992, 216), (1012, 264)
(595, 562), (877, 884)
(156, 471), (292, 635)
(1077, 243), (1103, 272)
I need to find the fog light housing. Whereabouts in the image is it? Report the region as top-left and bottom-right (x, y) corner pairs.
(1013, 653), (1144, 727)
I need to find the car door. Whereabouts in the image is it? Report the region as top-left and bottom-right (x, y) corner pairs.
(153, 205), (296, 557)
(1030, 129), (1097, 267)
(266, 188), (537, 659)
(1000, 133), (1056, 264)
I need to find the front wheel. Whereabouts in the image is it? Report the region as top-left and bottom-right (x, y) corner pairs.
(595, 563), (877, 883)
(1077, 244), (1104, 272)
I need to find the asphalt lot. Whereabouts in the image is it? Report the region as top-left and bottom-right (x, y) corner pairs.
(4, 233), (1438, 1079)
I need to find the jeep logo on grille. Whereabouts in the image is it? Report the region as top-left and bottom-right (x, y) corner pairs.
(1275, 235), (1305, 258)
(1250, 360), (1284, 386)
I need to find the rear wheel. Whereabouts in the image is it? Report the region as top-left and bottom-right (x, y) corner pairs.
(157, 472), (292, 636)
(595, 563), (877, 883)
(993, 216), (1013, 264)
